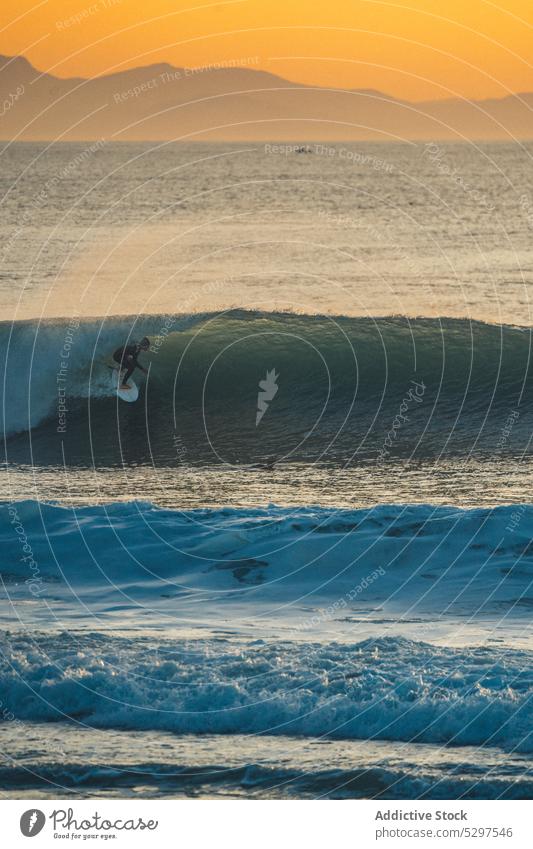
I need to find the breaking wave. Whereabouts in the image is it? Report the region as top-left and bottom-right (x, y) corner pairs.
(1, 311), (532, 465)
(1, 632), (531, 753)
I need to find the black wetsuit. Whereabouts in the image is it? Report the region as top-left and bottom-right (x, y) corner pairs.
(113, 344), (144, 385)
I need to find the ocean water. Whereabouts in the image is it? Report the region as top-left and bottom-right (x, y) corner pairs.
(1, 141), (532, 799)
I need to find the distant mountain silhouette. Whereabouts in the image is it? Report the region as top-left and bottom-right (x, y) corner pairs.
(1, 54), (532, 141)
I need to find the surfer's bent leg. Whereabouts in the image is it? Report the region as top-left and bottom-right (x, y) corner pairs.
(121, 365), (134, 386)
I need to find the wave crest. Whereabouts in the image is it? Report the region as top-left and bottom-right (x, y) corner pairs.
(2, 312), (532, 466)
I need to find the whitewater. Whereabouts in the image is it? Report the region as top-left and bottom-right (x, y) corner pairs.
(1, 498), (532, 797)
(1, 141), (532, 799)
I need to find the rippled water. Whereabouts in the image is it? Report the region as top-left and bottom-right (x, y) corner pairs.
(1, 141), (533, 324)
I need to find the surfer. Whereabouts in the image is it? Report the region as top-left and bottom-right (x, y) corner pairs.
(112, 337), (150, 390)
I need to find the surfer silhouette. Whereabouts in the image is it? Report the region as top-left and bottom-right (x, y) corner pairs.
(113, 337), (150, 390)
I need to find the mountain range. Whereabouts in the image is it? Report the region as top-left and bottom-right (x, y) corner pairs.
(2, 54), (533, 141)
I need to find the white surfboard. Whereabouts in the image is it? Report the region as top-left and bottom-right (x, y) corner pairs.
(111, 367), (139, 402)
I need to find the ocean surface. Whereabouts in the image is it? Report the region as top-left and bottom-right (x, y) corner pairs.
(1, 141), (532, 799)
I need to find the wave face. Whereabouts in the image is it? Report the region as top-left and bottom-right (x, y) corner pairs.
(2, 312), (532, 467)
(1, 632), (531, 754)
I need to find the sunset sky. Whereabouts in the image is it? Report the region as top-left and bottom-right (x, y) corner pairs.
(2, 0), (533, 101)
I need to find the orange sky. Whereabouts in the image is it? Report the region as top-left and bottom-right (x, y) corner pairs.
(2, 0), (533, 101)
